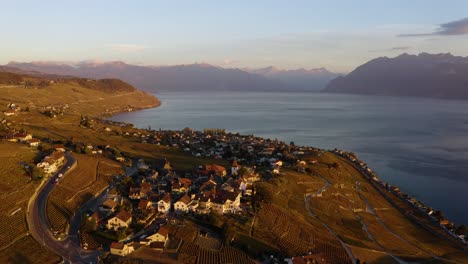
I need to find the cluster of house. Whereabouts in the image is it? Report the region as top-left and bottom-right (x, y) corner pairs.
(109, 225), (170, 256)
(97, 123), (318, 175)
(334, 149), (467, 244)
(3, 103), (22, 116)
(88, 156), (268, 256)
(1, 131), (42, 148)
(40, 104), (69, 118)
(36, 149), (65, 175)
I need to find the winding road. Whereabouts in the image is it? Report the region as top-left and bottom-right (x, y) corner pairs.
(26, 152), (101, 264)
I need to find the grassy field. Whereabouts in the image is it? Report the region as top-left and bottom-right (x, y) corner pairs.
(0, 142), (59, 260)
(46, 154), (123, 232)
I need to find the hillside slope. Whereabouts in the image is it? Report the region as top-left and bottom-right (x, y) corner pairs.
(0, 70), (159, 117)
(324, 53), (468, 100)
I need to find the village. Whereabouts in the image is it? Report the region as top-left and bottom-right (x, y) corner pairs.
(1, 101), (466, 263)
(0, 107), (322, 262)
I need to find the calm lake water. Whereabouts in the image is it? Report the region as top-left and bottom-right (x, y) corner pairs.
(110, 92), (468, 224)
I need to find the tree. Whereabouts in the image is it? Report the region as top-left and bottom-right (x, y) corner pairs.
(237, 167), (248, 177)
(30, 166), (44, 180)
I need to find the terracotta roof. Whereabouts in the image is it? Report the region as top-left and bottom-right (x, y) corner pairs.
(140, 182), (152, 189)
(178, 178), (192, 186)
(200, 179), (217, 191)
(102, 198), (118, 209)
(162, 193), (171, 203)
(115, 210), (132, 222)
(138, 199), (150, 210)
(205, 164), (226, 173)
(13, 133), (29, 138)
(212, 190), (239, 204)
(110, 242), (125, 250)
(176, 194), (191, 205)
(157, 226), (169, 237)
(44, 151), (65, 164)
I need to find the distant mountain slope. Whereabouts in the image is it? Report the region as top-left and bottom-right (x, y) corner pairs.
(324, 53), (468, 100)
(7, 61), (293, 92)
(0, 69), (159, 117)
(247, 66), (341, 92)
(0, 68), (136, 93)
(7, 61), (339, 93)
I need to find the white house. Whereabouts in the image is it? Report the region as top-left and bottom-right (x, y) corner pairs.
(231, 160), (239, 175)
(37, 151), (65, 175)
(28, 139), (40, 148)
(107, 210), (132, 230)
(140, 226), (169, 245)
(157, 193), (171, 214)
(110, 242), (134, 256)
(174, 194), (191, 213)
(211, 191), (241, 214)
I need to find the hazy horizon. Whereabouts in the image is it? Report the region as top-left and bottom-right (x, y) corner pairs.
(2, 1), (468, 72)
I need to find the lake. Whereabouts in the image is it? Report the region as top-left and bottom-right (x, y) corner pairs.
(110, 92), (468, 224)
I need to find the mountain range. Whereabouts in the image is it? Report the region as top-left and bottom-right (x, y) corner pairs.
(325, 53), (468, 100)
(6, 61), (338, 93)
(245, 66), (340, 92)
(6, 53), (468, 100)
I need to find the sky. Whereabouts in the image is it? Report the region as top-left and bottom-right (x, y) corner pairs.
(1, 0), (468, 72)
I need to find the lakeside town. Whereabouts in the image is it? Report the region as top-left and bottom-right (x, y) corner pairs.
(1, 102), (467, 263)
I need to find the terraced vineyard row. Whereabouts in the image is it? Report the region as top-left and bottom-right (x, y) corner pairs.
(177, 238), (255, 264)
(255, 204), (351, 263)
(46, 155), (122, 232)
(0, 212), (27, 248)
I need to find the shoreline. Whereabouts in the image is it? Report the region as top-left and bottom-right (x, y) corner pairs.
(102, 91), (467, 242)
(99, 91), (161, 119)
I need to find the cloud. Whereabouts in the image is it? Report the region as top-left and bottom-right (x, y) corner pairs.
(399, 17), (468, 37)
(369, 46), (411, 52)
(108, 44), (150, 52)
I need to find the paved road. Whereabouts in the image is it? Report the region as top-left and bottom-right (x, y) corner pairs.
(26, 152), (101, 264)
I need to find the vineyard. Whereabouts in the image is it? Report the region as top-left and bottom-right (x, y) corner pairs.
(0, 142), (39, 250)
(358, 212), (431, 260)
(254, 204), (351, 263)
(46, 154), (123, 232)
(177, 240), (255, 264)
(0, 235), (60, 264)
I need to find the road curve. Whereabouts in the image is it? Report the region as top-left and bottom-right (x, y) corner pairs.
(26, 152), (101, 264)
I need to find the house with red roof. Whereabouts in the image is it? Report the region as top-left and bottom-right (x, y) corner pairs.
(157, 193), (171, 213)
(110, 242), (134, 256)
(140, 226), (170, 246)
(174, 194), (191, 213)
(107, 210), (132, 230)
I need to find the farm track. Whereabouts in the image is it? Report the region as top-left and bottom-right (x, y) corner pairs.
(303, 171), (356, 263)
